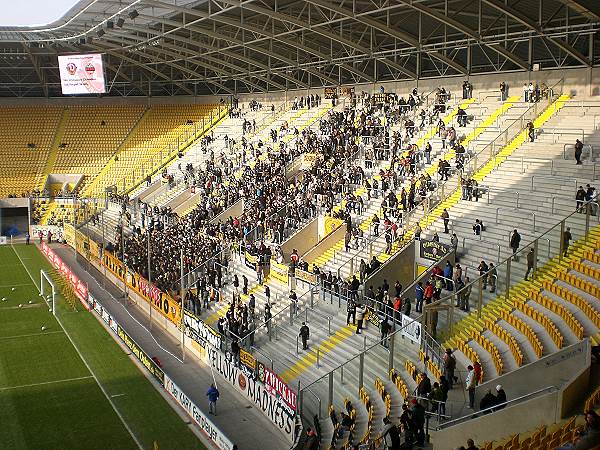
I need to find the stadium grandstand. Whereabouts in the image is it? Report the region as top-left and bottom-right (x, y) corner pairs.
(0, 0), (599, 449)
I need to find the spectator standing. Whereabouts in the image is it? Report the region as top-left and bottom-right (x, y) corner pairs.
(465, 365), (477, 408)
(576, 186), (586, 212)
(441, 208), (450, 233)
(510, 229), (521, 261)
(443, 348), (456, 388)
(525, 247), (535, 280)
(356, 303), (367, 334)
(299, 322), (310, 350)
(494, 385), (507, 410)
(575, 139), (584, 165)
(206, 384), (220, 415)
(563, 227), (572, 256)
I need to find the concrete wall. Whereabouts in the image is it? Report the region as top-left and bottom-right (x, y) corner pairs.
(431, 391), (561, 448)
(474, 340), (590, 406)
(173, 192), (200, 216)
(302, 223), (346, 265)
(281, 217), (319, 260)
(1, 67), (595, 109)
(210, 199), (244, 224)
(365, 240), (416, 293)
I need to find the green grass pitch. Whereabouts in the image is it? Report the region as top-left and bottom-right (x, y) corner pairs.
(0, 244), (207, 450)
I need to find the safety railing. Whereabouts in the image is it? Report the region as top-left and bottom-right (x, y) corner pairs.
(423, 193), (598, 338)
(435, 386), (558, 430)
(114, 104), (230, 197)
(461, 236), (501, 263)
(513, 155), (600, 180)
(563, 143), (594, 161)
(496, 207), (537, 231)
(537, 127), (585, 143)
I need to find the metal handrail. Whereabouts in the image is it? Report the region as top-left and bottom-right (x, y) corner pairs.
(435, 386), (558, 430)
(461, 236), (501, 263)
(538, 127), (585, 143)
(496, 207), (536, 231)
(563, 143), (594, 160)
(531, 175), (580, 192)
(250, 345), (274, 370)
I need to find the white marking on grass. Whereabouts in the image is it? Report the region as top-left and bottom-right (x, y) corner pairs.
(0, 376), (94, 391)
(0, 283), (32, 289)
(0, 330), (63, 340)
(111, 393), (126, 398)
(10, 244), (144, 450)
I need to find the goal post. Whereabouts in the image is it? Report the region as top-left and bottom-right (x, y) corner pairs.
(40, 269), (56, 316)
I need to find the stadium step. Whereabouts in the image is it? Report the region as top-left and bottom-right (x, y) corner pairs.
(40, 107), (71, 190)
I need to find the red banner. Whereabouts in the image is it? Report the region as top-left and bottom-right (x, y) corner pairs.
(41, 242), (89, 309)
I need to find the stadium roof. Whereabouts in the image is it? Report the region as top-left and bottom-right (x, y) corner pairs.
(0, 0), (598, 97)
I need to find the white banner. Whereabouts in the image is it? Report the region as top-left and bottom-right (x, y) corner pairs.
(163, 374), (234, 450)
(0, 236), (6, 245)
(401, 314), (422, 344)
(206, 346), (296, 442)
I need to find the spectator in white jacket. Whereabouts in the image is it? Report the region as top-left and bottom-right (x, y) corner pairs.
(356, 304), (367, 334)
(465, 365), (477, 409)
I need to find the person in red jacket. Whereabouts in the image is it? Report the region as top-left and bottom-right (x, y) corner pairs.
(424, 281), (434, 306)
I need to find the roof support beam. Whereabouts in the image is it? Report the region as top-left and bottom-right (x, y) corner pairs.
(402, 0), (529, 71)
(21, 42), (48, 97)
(481, 0), (591, 66)
(553, 0), (600, 22)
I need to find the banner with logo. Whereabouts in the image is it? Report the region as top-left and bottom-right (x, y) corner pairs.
(87, 293), (118, 334)
(244, 251), (257, 270)
(401, 315), (422, 344)
(295, 269), (318, 285)
(32, 225), (65, 242)
(420, 240), (451, 262)
(324, 87), (337, 99)
(40, 242), (89, 308)
(163, 374), (234, 450)
(184, 311), (222, 349)
(206, 346), (296, 442)
(323, 216), (342, 236)
(117, 324), (165, 385)
(260, 365), (297, 412)
(270, 260), (289, 285)
(63, 223), (76, 247)
(102, 251), (182, 326)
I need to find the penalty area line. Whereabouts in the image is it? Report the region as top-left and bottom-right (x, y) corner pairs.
(0, 376), (94, 391)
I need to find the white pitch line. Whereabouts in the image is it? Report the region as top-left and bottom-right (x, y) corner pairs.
(0, 376), (94, 391)
(0, 330), (64, 341)
(0, 283), (33, 289)
(10, 244), (144, 450)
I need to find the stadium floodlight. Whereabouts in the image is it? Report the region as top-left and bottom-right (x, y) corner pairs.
(128, 9), (138, 19)
(40, 270), (56, 316)
(116, 17), (125, 28)
(97, 29), (105, 37)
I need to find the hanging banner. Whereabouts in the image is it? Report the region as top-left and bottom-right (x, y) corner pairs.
(401, 315), (422, 344)
(295, 269), (318, 285)
(324, 87), (337, 99)
(184, 310), (222, 349)
(244, 251), (257, 270)
(270, 260), (289, 285)
(260, 365), (298, 412)
(323, 216), (342, 236)
(163, 375), (234, 450)
(206, 346), (296, 442)
(101, 251), (182, 326)
(420, 240), (451, 262)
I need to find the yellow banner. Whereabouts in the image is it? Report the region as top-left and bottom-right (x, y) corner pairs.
(240, 349), (256, 371)
(270, 260), (289, 285)
(63, 223), (76, 248)
(324, 216), (342, 236)
(102, 251), (182, 326)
